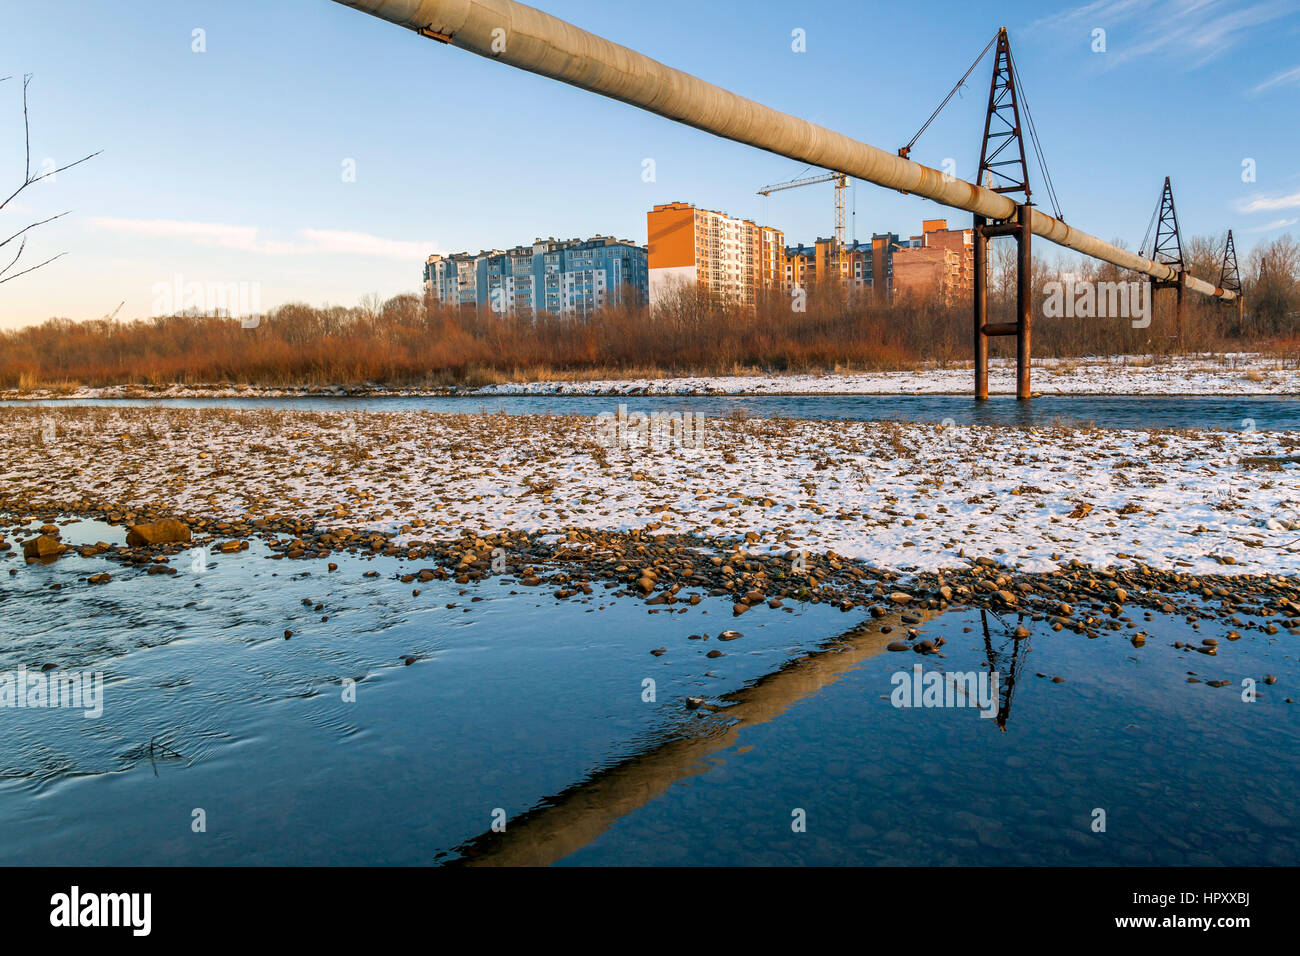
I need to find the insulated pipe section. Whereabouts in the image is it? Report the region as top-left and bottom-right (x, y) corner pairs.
(331, 0), (1236, 302)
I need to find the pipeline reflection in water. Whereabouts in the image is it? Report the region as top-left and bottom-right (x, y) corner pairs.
(451, 606), (940, 866)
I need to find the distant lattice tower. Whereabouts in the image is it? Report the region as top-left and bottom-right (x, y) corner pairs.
(1219, 229), (1244, 326)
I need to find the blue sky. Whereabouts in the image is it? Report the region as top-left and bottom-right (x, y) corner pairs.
(2, 0), (1298, 327)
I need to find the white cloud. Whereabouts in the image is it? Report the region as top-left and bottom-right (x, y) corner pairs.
(90, 218), (260, 248)
(1251, 64), (1300, 93)
(88, 217), (436, 261)
(1034, 0), (1296, 69)
(1236, 191), (1300, 213)
(1245, 217), (1298, 232)
(298, 229), (432, 261)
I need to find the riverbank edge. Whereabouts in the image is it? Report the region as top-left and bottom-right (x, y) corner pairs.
(5, 501), (1298, 660)
(3, 354), (1295, 401)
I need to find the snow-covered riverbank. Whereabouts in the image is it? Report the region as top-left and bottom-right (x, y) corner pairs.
(3, 353), (1296, 400)
(472, 354), (1300, 397)
(3, 406), (1297, 577)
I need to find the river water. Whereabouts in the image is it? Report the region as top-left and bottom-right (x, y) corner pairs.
(6, 393), (1300, 430)
(1, 518), (1297, 865)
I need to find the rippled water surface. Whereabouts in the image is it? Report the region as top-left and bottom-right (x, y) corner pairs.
(7, 393), (1300, 430)
(2, 520), (1297, 864)
(0, 531), (852, 864)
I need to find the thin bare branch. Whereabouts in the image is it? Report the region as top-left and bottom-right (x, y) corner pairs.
(0, 250), (65, 284)
(0, 152), (101, 212)
(0, 210), (69, 250)
(23, 74), (31, 183)
(0, 236), (25, 278)
(1, 72), (99, 285)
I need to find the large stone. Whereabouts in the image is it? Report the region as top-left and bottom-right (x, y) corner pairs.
(125, 518), (191, 547)
(22, 535), (66, 560)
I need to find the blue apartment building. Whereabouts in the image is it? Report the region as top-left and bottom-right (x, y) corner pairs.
(424, 235), (648, 318)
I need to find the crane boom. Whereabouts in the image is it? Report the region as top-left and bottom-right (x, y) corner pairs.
(757, 172), (838, 196)
(758, 171), (849, 278)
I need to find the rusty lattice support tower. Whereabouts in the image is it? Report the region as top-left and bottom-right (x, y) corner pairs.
(973, 27), (1034, 400)
(1219, 228), (1244, 327)
(1148, 176), (1186, 344)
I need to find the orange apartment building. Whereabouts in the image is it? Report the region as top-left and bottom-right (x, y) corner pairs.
(783, 238), (880, 297)
(778, 222), (971, 304)
(649, 203), (972, 308)
(647, 202), (784, 309)
(891, 219), (974, 305)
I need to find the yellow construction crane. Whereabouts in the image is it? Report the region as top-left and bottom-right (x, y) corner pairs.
(757, 171), (849, 282)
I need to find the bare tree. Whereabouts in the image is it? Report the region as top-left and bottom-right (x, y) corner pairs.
(1, 73), (100, 284)
(1247, 234), (1300, 330)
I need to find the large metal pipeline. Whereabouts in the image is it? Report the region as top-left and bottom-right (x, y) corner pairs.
(330, 0), (1235, 301)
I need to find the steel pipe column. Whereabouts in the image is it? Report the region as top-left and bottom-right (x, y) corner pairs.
(972, 205), (1032, 399)
(1016, 204), (1032, 400)
(973, 213), (989, 400)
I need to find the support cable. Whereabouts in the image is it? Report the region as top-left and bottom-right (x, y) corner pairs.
(1008, 46), (1063, 220)
(1139, 197), (1160, 260)
(900, 33), (998, 159)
